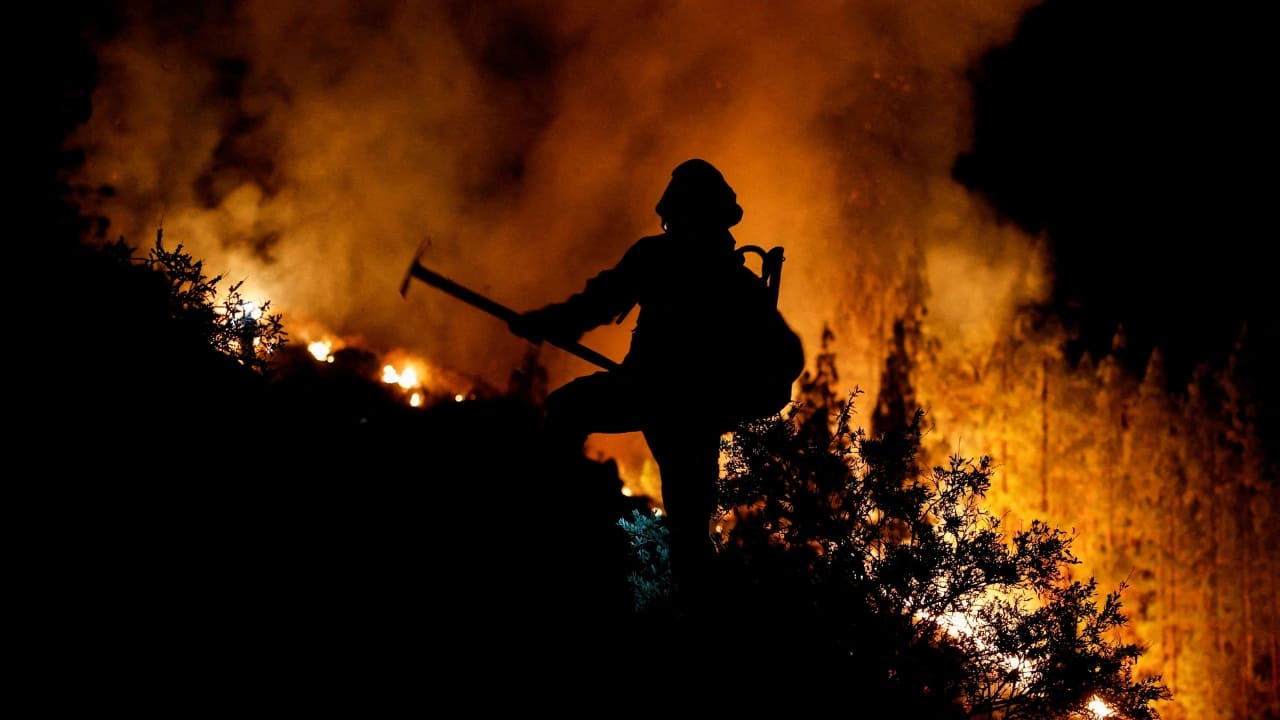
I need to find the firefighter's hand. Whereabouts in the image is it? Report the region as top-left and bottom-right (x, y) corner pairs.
(509, 310), (549, 344)
(509, 309), (582, 346)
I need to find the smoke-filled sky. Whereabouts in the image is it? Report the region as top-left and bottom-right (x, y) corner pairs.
(51, 0), (1273, 424)
(57, 0), (1050, 389)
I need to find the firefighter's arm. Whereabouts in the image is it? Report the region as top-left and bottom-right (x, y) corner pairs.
(509, 255), (638, 345)
(508, 306), (574, 345)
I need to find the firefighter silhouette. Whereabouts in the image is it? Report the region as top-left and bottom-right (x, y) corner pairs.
(510, 158), (804, 613)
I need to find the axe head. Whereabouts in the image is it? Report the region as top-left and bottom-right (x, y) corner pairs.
(400, 238), (430, 298)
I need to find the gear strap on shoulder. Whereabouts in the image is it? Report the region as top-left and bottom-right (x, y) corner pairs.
(736, 244), (785, 306)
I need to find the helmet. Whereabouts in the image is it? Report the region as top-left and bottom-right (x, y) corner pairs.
(655, 158), (744, 229)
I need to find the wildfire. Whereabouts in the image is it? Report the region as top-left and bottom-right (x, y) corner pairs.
(302, 332), (467, 409)
(295, 328), (507, 415)
(307, 340), (335, 363)
(1087, 696), (1115, 718)
(65, 3), (1276, 714)
(935, 608), (1030, 681)
(930, 604), (1117, 719)
(381, 363), (419, 389)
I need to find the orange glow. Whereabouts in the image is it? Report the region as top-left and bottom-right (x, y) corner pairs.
(1087, 696), (1115, 718)
(381, 364), (400, 384)
(934, 606), (1029, 682)
(396, 366), (418, 389)
(63, 4), (1271, 716)
(307, 340), (333, 362)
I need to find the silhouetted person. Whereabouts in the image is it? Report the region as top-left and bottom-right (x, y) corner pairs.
(510, 158), (804, 615)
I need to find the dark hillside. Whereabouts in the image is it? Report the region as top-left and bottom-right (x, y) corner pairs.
(38, 242), (645, 702)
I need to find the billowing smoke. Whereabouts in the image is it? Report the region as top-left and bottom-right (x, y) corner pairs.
(67, 0), (1047, 418)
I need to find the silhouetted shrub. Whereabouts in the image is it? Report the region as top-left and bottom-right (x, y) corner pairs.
(677, 386), (1174, 718)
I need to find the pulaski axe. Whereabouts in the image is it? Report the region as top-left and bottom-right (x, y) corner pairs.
(399, 239), (621, 371)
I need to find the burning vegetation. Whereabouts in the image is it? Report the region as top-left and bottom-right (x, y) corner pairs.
(52, 232), (1175, 718)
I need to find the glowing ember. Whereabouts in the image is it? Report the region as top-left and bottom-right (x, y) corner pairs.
(454, 394), (464, 402)
(396, 367), (418, 389)
(1087, 696), (1115, 718)
(381, 365), (398, 384)
(307, 340), (333, 362)
(409, 392), (422, 407)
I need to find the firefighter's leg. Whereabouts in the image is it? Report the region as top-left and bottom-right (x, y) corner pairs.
(643, 424), (721, 616)
(544, 371), (645, 441)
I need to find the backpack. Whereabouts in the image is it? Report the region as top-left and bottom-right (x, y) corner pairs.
(723, 244), (806, 422)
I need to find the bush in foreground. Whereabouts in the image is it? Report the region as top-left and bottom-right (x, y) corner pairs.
(623, 388), (1170, 718)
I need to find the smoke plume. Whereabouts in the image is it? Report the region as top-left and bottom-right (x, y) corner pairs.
(67, 0), (1047, 420)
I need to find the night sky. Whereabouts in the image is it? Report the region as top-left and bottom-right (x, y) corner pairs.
(955, 0), (1274, 393)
